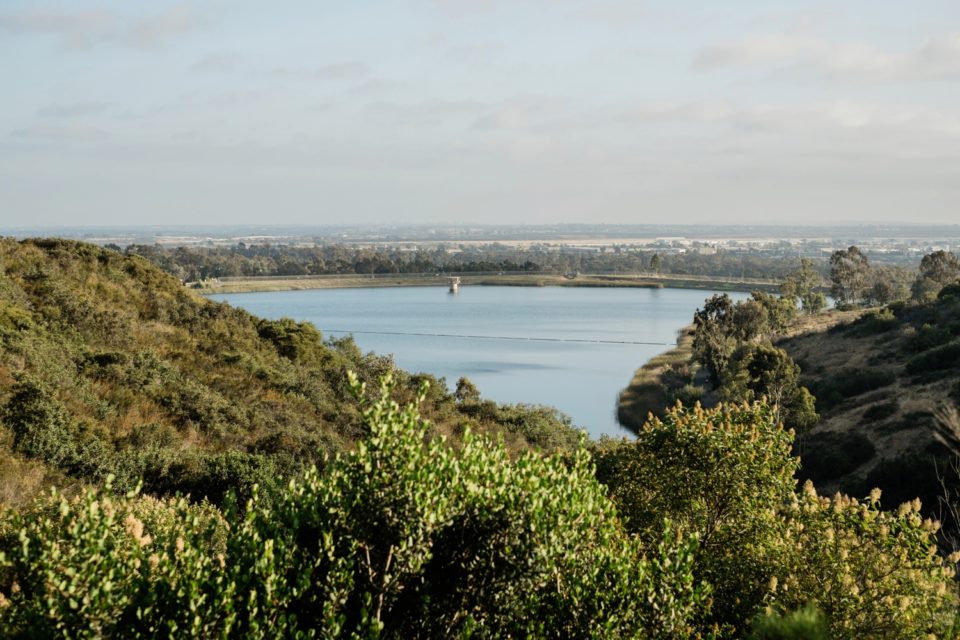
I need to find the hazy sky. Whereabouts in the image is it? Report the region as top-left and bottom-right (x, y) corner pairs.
(2, 1), (959, 228)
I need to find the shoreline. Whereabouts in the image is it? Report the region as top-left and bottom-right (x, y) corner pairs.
(197, 273), (781, 295)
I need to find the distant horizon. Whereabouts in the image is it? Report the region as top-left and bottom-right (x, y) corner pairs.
(5, 221), (960, 246)
(5, 221), (960, 231)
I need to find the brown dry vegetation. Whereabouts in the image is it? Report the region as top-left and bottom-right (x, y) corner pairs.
(779, 300), (960, 513)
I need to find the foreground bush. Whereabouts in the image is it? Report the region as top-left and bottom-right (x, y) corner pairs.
(595, 402), (960, 638)
(595, 402), (797, 635)
(772, 484), (960, 640)
(0, 375), (708, 638)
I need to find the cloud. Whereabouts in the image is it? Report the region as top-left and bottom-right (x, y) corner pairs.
(607, 99), (960, 138)
(0, 3), (204, 51)
(695, 32), (960, 82)
(0, 9), (115, 49)
(11, 124), (108, 140)
(37, 101), (111, 118)
(122, 4), (202, 49)
(192, 52), (240, 72)
(365, 99), (485, 126)
(472, 96), (571, 131)
(270, 62), (370, 81)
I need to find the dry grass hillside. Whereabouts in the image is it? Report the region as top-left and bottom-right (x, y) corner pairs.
(779, 295), (960, 513)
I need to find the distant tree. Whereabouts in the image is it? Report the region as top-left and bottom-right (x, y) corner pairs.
(912, 250), (960, 302)
(649, 253), (662, 274)
(454, 376), (481, 405)
(829, 246), (870, 308)
(781, 258), (825, 314)
(720, 343), (819, 433)
(864, 265), (911, 306)
(692, 294), (737, 386)
(729, 299), (770, 343)
(749, 291), (797, 337)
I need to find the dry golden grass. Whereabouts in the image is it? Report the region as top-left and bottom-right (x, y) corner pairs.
(616, 327), (696, 432)
(0, 448), (72, 509)
(778, 308), (958, 496)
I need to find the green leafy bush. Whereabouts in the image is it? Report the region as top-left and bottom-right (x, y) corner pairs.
(595, 402), (959, 639)
(0, 375), (709, 638)
(809, 368), (897, 412)
(773, 485), (959, 639)
(909, 323), (953, 354)
(749, 605), (829, 640)
(3, 374), (77, 468)
(594, 402), (797, 635)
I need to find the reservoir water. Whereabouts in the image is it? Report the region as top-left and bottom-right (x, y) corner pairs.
(211, 286), (743, 439)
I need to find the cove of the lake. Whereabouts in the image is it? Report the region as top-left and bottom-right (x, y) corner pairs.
(210, 286), (746, 439)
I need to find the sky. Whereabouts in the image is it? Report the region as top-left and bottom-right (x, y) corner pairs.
(1, 0), (959, 228)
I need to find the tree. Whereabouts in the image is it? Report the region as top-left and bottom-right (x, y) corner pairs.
(729, 299), (771, 343)
(865, 265), (911, 306)
(720, 343), (818, 433)
(829, 246), (870, 308)
(781, 258), (825, 314)
(649, 253), (662, 274)
(692, 294), (737, 386)
(749, 291), (797, 338)
(454, 376), (481, 405)
(594, 402), (959, 639)
(912, 250), (960, 302)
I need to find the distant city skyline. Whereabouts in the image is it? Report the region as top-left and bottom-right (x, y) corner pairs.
(2, 1), (959, 227)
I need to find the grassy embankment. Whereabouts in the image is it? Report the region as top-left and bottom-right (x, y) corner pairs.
(616, 326), (700, 432)
(198, 272), (781, 294)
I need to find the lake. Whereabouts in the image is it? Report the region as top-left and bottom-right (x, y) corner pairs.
(210, 286), (744, 439)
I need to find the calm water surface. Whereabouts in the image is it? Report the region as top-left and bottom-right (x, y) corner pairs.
(211, 286), (743, 438)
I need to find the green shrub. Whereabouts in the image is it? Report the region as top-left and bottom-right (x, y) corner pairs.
(906, 340), (960, 374)
(2, 374), (77, 468)
(850, 308), (899, 335)
(809, 368), (896, 411)
(749, 605), (829, 640)
(861, 399), (899, 422)
(908, 323), (952, 353)
(594, 402), (797, 635)
(774, 485), (958, 640)
(256, 317), (326, 365)
(0, 375), (710, 638)
(799, 431), (875, 482)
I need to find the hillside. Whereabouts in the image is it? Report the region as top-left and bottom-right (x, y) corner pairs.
(780, 291), (960, 513)
(617, 283), (960, 528)
(0, 239), (580, 507)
